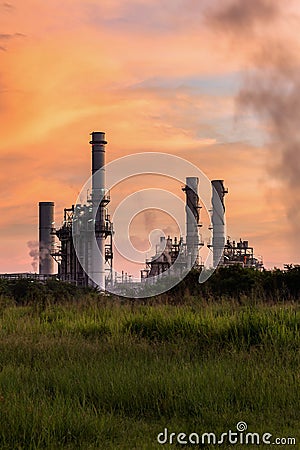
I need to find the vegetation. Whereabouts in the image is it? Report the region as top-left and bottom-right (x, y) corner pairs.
(170, 264), (300, 302)
(1, 265), (300, 306)
(0, 267), (299, 448)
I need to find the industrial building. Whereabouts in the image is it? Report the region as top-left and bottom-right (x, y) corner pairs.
(141, 176), (203, 280)
(39, 132), (208, 288)
(140, 176), (262, 279)
(47, 132), (113, 288)
(222, 238), (263, 269)
(0, 131), (263, 287)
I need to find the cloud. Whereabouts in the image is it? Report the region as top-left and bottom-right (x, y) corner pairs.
(2, 2), (13, 9)
(0, 32), (25, 51)
(85, 0), (209, 34)
(0, 33), (25, 42)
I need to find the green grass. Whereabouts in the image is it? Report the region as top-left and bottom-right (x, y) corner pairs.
(0, 296), (299, 448)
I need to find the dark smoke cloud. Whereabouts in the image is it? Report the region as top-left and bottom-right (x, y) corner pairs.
(207, 0), (279, 35)
(206, 0), (300, 255)
(237, 64), (300, 243)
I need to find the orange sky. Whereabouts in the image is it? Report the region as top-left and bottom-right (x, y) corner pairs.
(0, 0), (299, 273)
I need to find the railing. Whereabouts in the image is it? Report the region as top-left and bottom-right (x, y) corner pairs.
(0, 273), (59, 281)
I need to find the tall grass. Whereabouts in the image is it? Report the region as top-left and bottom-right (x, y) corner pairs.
(0, 296), (299, 448)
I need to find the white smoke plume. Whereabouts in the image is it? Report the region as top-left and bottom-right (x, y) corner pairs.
(27, 240), (49, 272)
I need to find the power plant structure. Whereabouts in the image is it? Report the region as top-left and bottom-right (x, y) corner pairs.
(207, 181), (263, 269)
(223, 238), (263, 269)
(40, 134), (210, 288)
(0, 131), (264, 286)
(141, 176), (203, 280)
(50, 132), (113, 288)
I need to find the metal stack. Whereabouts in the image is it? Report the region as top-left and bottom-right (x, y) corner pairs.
(39, 201), (55, 275)
(182, 177), (202, 268)
(50, 132), (113, 288)
(211, 180), (227, 267)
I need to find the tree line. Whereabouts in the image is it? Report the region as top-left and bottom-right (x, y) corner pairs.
(0, 265), (299, 304)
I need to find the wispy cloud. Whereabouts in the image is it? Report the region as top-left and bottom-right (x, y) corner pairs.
(1, 2), (13, 9)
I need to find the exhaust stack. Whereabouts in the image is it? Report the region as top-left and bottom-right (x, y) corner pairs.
(39, 201), (55, 274)
(90, 131), (107, 290)
(183, 177), (200, 267)
(211, 180), (227, 267)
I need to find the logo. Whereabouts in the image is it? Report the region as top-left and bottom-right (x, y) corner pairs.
(73, 152), (225, 297)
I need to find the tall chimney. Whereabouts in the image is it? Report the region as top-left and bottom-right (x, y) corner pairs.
(89, 131), (107, 290)
(39, 201), (55, 275)
(211, 180), (227, 267)
(183, 177), (200, 267)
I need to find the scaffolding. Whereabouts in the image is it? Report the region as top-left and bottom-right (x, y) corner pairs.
(51, 203), (113, 287)
(222, 238), (263, 269)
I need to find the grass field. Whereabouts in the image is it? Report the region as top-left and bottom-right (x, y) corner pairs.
(0, 294), (299, 449)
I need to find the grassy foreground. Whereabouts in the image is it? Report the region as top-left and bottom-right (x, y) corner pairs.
(0, 295), (299, 449)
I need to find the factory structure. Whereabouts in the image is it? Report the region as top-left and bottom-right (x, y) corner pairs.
(140, 178), (263, 280)
(46, 132), (114, 288)
(141, 176), (203, 280)
(0, 131), (263, 286)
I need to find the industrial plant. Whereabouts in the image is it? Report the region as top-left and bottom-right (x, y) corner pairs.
(0, 131), (263, 288)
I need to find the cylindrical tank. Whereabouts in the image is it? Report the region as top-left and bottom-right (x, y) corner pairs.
(89, 132), (107, 290)
(39, 201), (55, 274)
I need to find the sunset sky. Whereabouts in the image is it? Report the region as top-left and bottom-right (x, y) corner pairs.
(0, 0), (299, 274)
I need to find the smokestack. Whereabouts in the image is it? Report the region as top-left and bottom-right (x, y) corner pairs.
(89, 131), (107, 290)
(39, 201), (55, 275)
(183, 177), (200, 267)
(211, 180), (227, 267)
